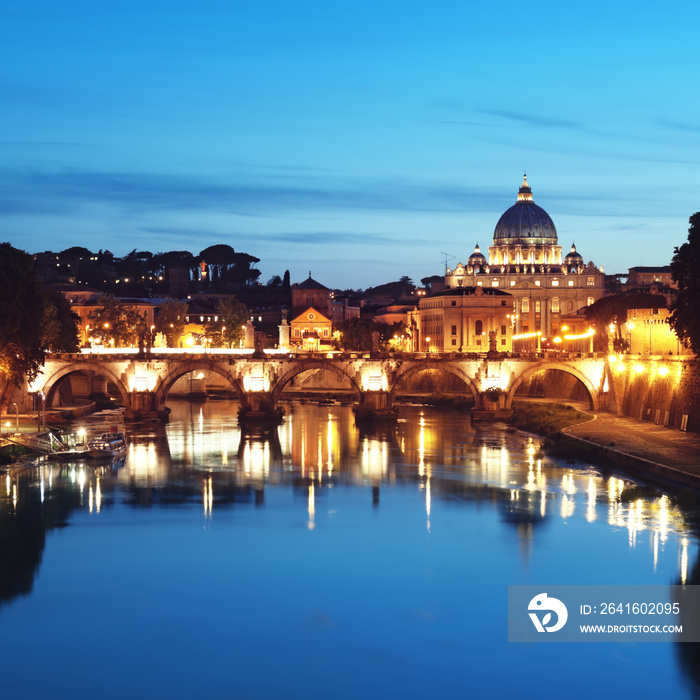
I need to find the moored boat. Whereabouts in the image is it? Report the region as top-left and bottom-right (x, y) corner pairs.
(85, 432), (127, 459)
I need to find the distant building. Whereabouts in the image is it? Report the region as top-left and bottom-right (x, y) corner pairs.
(292, 274), (331, 318)
(442, 176), (605, 337)
(627, 266), (675, 289)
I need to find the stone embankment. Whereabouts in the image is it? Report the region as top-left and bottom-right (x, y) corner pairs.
(560, 409), (700, 490)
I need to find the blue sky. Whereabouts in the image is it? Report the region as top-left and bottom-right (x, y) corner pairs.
(1, 1), (699, 289)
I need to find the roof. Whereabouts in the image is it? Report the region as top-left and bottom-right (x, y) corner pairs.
(294, 274), (329, 291)
(433, 286), (513, 298)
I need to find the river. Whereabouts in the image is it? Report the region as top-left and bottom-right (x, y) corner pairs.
(1, 400), (699, 699)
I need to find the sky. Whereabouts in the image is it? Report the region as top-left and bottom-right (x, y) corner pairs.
(1, 1), (699, 290)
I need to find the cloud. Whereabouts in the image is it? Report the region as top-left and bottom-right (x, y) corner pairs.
(0, 166), (509, 219)
(658, 118), (700, 134)
(477, 109), (582, 130)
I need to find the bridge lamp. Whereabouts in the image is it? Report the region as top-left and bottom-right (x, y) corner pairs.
(658, 366), (670, 376)
(617, 362), (625, 372)
(553, 337), (562, 344)
(634, 364), (645, 374)
(561, 326), (568, 332)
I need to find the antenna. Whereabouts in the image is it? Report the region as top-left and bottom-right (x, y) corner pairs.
(441, 252), (456, 274)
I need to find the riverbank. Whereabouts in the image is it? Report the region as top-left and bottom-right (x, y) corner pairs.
(510, 401), (700, 493)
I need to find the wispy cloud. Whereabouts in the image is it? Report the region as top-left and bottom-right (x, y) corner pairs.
(477, 109), (582, 130)
(0, 167), (509, 219)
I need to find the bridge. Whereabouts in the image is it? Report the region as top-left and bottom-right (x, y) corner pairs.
(28, 349), (613, 423)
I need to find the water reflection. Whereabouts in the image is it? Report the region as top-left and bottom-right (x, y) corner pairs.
(1, 400), (700, 697)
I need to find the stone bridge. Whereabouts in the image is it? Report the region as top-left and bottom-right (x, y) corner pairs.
(31, 350), (613, 422)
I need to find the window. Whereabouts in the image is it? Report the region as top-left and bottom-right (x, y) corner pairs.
(451, 325), (457, 335)
(552, 278), (559, 287)
(521, 299), (530, 313)
(501, 339), (506, 346)
(501, 301), (506, 306)
(510, 280), (516, 286)
(476, 339), (482, 346)
(587, 297), (595, 306)
(452, 339), (457, 346)
(475, 320), (483, 336)
(491, 279), (499, 287)
(552, 298), (560, 313)
(535, 280), (540, 286)
(323, 328), (329, 337)
(501, 325), (506, 335)
(587, 277), (595, 286)
(535, 301), (541, 313)
(451, 300), (456, 306)
(307, 296), (313, 305)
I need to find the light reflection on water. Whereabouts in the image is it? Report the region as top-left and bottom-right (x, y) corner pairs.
(1, 399), (700, 699)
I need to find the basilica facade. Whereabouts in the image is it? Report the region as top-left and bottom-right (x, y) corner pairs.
(441, 175), (605, 337)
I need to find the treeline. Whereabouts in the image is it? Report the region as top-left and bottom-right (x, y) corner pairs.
(38, 243), (263, 294)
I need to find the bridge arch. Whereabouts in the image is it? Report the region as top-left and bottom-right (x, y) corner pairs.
(271, 360), (362, 403)
(154, 360), (245, 411)
(390, 361), (479, 403)
(507, 362), (599, 410)
(39, 362), (131, 407)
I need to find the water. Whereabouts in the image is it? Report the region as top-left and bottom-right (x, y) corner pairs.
(1, 400), (699, 699)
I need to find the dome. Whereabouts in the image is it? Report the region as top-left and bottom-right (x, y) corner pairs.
(468, 244), (487, 265)
(492, 175), (558, 244)
(564, 243), (583, 263)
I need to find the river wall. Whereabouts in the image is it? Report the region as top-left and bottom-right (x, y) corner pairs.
(608, 356), (700, 433)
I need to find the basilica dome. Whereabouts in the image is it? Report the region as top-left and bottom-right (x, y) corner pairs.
(492, 175), (558, 245)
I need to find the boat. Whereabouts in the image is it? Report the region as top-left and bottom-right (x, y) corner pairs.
(84, 432), (127, 459)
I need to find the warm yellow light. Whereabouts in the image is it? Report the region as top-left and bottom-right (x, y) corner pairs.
(553, 337), (562, 344)
(627, 321), (635, 330)
(564, 328), (595, 340)
(635, 364), (645, 373)
(617, 363), (625, 372)
(561, 325), (569, 332)
(658, 366), (669, 376)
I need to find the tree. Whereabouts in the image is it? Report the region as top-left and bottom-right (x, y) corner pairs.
(670, 212), (700, 355)
(41, 292), (80, 353)
(87, 295), (144, 347)
(155, 298), (188, 347)
(333, 317), (404, 352)
(203, 296), (248, 348)
(0, 243), (45, 402)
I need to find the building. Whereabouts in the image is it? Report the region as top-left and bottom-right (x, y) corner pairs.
(414, 286), (514, 353)
(292, 274), (331, 318)
(290, 307), (333, 352)
(627, 266), (675, 289)
(443, 176), (605, 337)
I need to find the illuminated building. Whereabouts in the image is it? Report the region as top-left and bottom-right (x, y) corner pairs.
(290, 307), (333, 352)
(415, 285), (514, 353)
(443, 176), (605, 336)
